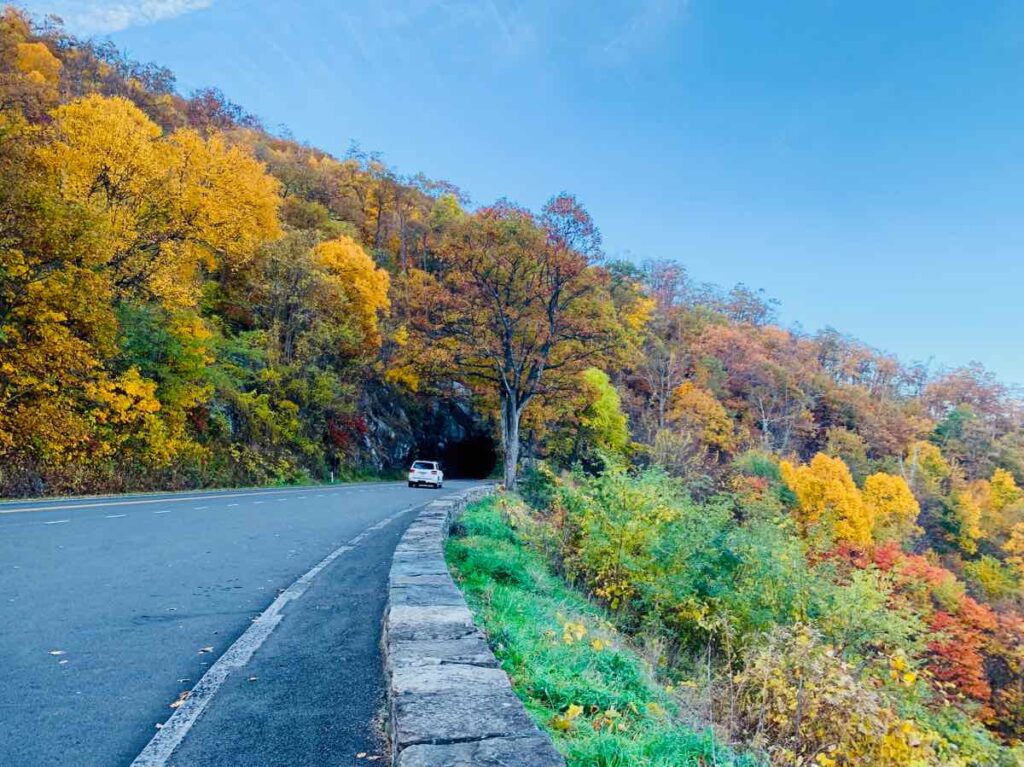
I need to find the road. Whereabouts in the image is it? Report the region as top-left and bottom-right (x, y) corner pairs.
(0, 481), (477, 766)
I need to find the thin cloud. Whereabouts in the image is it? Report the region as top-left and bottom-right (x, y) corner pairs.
(36, 0), (214, 34)
(600, 0), (687, 63)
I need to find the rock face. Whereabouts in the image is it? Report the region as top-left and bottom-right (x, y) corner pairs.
(356, 384), (497, 478)
(382, 490), (565, 767)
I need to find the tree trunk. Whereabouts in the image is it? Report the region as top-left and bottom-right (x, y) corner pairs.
(500, 395), (521, 489)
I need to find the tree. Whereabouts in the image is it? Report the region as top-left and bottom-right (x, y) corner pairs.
(1003, 523), (1024, 577)
(667, 381), (733, 452)
(903, 439), (950, 497)
(540, 367), (630, 469)
(310, 235), (390, 353)
(408, 195), (626, 487)
(824, 426), (871, 485)
(1, 91), (283, 492)
(780, 453), (873, 546)
(863, 472), (920, 542)
(37, 95), (281, 308)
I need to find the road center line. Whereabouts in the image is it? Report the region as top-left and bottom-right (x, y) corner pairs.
(153, 511), (172, 515)
(129, 503), (419, 767)
(105, 514), (127, 519)
(0, 484), (386, 515)
(44, 519), (70, 525)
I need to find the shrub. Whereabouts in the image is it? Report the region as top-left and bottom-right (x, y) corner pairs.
(520, 461), (560, 511)
(730, 625), (936, 767)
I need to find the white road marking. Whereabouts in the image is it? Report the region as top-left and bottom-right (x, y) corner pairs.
(193, 506), (209, 511)
(0, 483), (392, 515)
(252, 501), (264, 505)
(129, 503), (420, 767)
(105, 514), (127, 519)
(153, 511), (172, 515)
(44, 519), (70, 525)
(227, 504), (239, 508)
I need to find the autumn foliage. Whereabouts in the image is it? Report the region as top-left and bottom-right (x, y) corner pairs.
(3, 7), (1024, 763)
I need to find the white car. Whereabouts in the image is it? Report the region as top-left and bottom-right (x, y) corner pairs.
(408, 460), (444, 489)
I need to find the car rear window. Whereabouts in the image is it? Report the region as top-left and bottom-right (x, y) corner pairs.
(412, 461), (435, 470)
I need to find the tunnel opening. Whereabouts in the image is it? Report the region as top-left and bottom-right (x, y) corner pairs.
(440, 434), (498, 479)
(414, 433), (497, 479)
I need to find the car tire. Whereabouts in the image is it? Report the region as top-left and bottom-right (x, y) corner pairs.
(408, 481), (415, 488)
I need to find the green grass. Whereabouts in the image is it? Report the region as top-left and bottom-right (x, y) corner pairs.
(446, 496), (756, 767)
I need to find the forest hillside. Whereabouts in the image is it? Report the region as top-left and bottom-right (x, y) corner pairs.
(3, 7), (1024, 761)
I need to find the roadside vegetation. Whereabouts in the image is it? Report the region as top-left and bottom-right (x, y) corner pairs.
(453, 467), (1024, 766)
(448, 494), (755, 766)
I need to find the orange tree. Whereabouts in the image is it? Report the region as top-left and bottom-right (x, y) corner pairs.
(401, 194), (627, 487)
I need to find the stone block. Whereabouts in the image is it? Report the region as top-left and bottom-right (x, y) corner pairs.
(396, 736), (564, 767)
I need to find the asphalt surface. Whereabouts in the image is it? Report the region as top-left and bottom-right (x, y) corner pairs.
(0, 481), (477, 766)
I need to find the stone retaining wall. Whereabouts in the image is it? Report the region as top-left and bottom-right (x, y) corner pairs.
(383, 486), (565, 767)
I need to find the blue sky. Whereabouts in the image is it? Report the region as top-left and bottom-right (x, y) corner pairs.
(24, 0), (1024, 385)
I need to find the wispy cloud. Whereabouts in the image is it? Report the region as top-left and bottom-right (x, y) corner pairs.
(599, 0), (687, 63)
(34, 0), (214, 34)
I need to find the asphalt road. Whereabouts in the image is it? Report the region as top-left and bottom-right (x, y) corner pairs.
(0, 481), (477, 766)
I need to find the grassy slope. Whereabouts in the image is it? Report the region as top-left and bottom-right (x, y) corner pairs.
(446, 495), (755, 767)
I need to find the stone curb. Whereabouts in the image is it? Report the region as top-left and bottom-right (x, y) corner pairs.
(383, 486), (565, 767)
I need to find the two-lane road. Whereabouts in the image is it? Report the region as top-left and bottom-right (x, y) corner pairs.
(0, 481), (477, 766)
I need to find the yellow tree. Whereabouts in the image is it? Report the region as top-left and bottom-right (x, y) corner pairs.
(965, 468), (1024, 545)
(953, 482), (987, 555)
(992, 468), (1024, 516)
(15, 41), (61, 89)
(2, 94), (282, 490)
(653, 380), (734, 480)
(780, 453), (873, 546)
(0, 106), (119, 475)
(1, 9), (60, 118)
(37, 94), (281, 307)
(311, 235), (391, 353)
(1004, 523), (1024, 578)
(863, 472), (920, 542)
(903, 439), (950, 497)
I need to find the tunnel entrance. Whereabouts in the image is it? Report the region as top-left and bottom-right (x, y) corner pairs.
(404, 396), (498, 480)
(411, 433), (497, 479)
(438, 434), (498, 479)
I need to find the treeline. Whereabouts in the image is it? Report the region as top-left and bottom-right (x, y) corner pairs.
(4, 5), (1019, 499)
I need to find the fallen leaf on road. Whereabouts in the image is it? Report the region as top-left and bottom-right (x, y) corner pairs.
(356, 753), (367, 759)
(248, 676), (258, 682)
(48, 650), (65, 656)
(169, 691), (190, 709)
(58, 660), (68, 665)
(198, 646), (213, 654)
